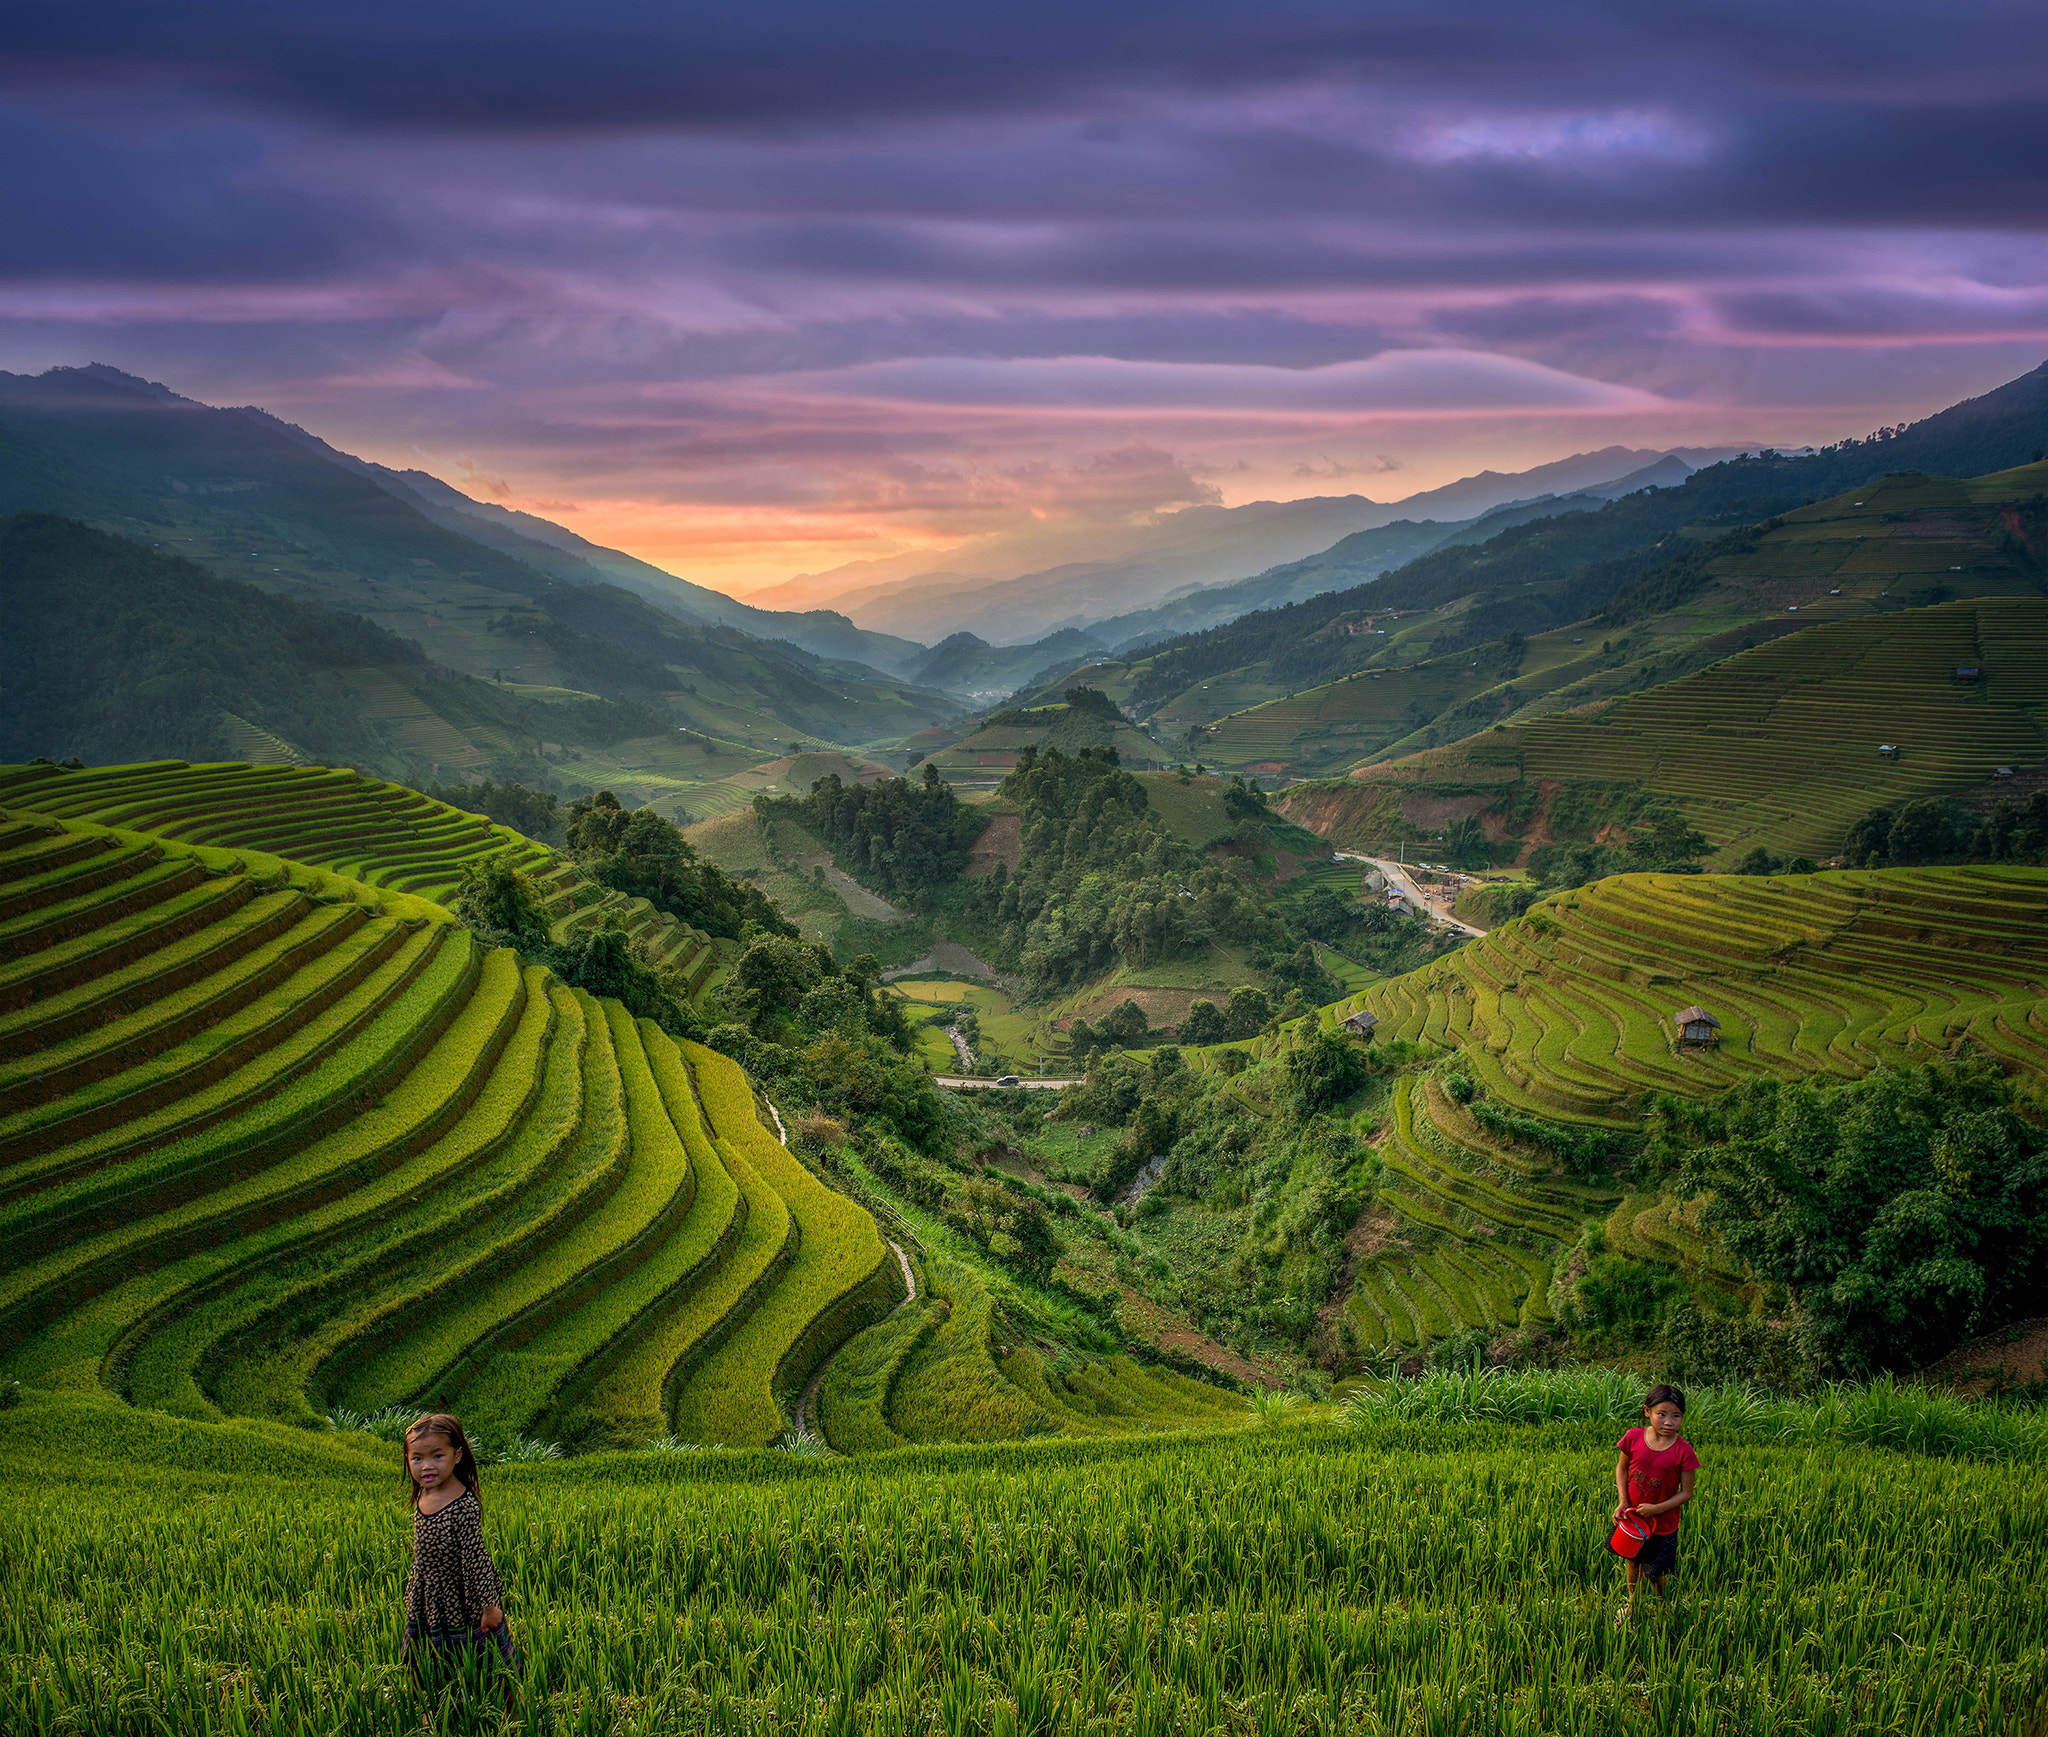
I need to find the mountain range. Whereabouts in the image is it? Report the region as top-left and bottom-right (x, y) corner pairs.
(991, 356), (2048, 802)
(0, 363), (1746, 710)
(0, 366), (971, 769)
(742, 446), (1734, 646)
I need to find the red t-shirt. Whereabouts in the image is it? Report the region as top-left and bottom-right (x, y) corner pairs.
(1618, 1427), (1699, 1535)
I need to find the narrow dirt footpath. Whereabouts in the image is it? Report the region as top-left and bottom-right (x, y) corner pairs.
(791, 1239), (918, 1438)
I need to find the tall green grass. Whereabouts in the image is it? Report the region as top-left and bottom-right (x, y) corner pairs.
(4, 1387), (2045, 1735)
(1341, 1367), (2048, 1461)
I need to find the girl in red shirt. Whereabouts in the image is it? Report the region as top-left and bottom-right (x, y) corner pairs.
(1612, 1382), (1699, 1620)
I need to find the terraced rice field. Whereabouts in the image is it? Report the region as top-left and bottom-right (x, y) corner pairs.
(0, 759), (728, 997)
(0, 806), (902, 1449)
(1186, 658), (1495, 773)
(215, 712), (309, 766)
(337, 667), (495, 770)
(1366, 597), (2048, 863)
(817, 1256), (1245, 1452)
(1325, 863), (2048, 1353)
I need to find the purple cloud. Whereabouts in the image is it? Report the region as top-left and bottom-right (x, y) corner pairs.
(758, 350), (1666, 416)
(0, 0), (2043, 590)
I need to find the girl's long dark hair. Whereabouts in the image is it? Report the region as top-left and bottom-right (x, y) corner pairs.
(404, 1413), (483, 1511)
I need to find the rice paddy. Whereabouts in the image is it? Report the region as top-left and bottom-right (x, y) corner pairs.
(0, 784), (898, 1451)
(1354, 596), (2048, 864)
(1315, 861), (2048, 1354)
(0, 766), (1242, 1461)
(0, 759), (728, 994)
(886, 980), (1037, 1074)
(4, 1384), (2044, 1735)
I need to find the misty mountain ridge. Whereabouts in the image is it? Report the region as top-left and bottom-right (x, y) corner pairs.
(1091, 354), (2048, 741)
(41, 365), (1732, 680)
(1046, 464), (1703, 658)
(228, 401), (929, 676)
(745, 445), (1730, 646)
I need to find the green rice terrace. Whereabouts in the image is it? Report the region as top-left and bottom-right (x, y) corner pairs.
(0, 765), (1245, 1455)
(1153, 461), (2048, 792)
(1338, 595), (2048, 864)
(3, 778), (2047, 1734)
(1312, 863), (2048, 1356)
(0, 759), (731, 1001)
(0, 804), (899, 1449)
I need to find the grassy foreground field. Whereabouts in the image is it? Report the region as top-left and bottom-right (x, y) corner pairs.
(5, 1387), (2045, 1736)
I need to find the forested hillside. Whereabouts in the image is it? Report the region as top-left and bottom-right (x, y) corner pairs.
(912, 686), (1172, 781)
(0, 366), (965, 755)
(761, 738), (1352, 1013)
(0, 514), (662, 777)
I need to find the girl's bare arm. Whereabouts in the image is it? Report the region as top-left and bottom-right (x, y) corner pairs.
(1612, 1451), (1631, 1520)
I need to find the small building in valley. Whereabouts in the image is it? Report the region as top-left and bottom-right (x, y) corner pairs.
(1341, 1009), (1379, 1042)
(1879, 743), (1900, 759)
(1955, 666), (1982, 683)
(1671, 1005), (1721, 1046)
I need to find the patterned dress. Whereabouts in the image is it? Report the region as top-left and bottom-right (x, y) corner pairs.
(403, 1487), (515, 1669)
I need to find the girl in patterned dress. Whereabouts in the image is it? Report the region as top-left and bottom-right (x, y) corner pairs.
(401, 1414), (516, 1687)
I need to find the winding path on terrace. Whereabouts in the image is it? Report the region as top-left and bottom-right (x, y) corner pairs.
(792, 1239), (916, 1437)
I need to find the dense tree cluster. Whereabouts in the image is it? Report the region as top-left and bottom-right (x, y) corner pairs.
(424, 776), (564, 845)
(568, 790), (790, 940)
(448, 855), (692, 1030)
(1670, 1058), (2048, 1375)
(1140, 1048), (1377, 1352)
(958, 746), (1290, 988)
(943, 1175), (1062, 1286)
(1285, 1027), (1368, 1113)
(1844, 793), (2048, 868)
(1524, 808), (1712, 888)
(708, 933), (949, 1156)
(757, 766), (987, 902)
(1066, 998), (1152, 1062)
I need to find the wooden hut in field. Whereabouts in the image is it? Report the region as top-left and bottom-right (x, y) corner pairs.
(1341, 1009), (1379, 1043)
(1671, 1005), (1721, 1047)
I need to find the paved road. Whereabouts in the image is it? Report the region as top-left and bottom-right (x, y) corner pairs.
(1336, 851), (1487, 938)
(934, 1075), (1078, 1090)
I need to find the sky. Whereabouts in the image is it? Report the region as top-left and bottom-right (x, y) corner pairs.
(4, 0), (2047, 595)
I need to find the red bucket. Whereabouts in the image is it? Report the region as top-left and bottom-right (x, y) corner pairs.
(1609, 1510), (1653, 1559)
